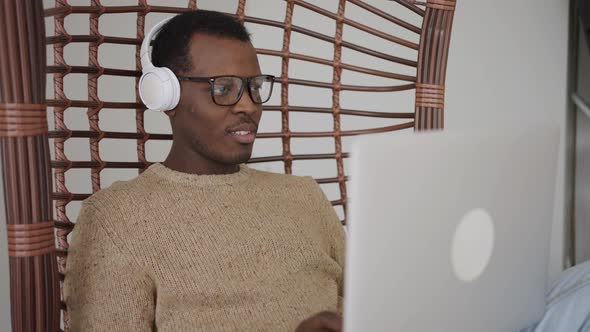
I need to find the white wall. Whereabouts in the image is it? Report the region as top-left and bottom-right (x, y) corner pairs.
(0, 0), (571, 328)
(444, 0), (571, 283)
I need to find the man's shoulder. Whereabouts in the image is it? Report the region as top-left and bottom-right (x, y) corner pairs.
(81, 171), (153, 217)
(73, 174), (157, 257)
(249, 167), (318, 189)
(247, 167), (328, 205)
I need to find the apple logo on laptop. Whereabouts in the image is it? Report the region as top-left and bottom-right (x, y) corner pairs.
(451, 208), (495, 282)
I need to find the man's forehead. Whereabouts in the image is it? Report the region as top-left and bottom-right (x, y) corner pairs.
(186, 33), (259, 76)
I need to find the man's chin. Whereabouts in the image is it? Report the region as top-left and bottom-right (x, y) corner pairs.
(221, 150), (253, 165)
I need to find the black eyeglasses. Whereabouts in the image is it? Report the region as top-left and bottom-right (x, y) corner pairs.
(176, 74), (275, 106)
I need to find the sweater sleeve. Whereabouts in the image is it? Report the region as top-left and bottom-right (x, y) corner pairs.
(64, 202), (156, 331)
(304, 177), (346, 312)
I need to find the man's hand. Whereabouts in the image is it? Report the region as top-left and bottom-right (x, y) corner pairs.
(295, 311), (343, 332)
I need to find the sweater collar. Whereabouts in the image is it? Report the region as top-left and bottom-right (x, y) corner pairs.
(146, 162), (251, 187)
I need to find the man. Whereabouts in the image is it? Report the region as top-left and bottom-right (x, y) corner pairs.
(64, 10), (345, 332)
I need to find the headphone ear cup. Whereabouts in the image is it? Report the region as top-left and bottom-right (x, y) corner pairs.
(160, 67), (181, 111)
(139, 67), (181, 111)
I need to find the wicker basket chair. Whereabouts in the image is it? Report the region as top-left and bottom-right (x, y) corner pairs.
(0, 0), (456, 330)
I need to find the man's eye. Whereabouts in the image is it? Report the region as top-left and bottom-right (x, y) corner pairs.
(213, 85), (229, 95)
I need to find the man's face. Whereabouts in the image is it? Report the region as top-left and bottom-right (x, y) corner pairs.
(169, 33), (264, 165)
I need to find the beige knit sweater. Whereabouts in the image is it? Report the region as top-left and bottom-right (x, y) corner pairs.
(64, 163), (345, 332)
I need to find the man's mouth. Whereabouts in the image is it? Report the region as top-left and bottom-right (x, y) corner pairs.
(226, 125), (257, 144)
(229, 130), (254, 136)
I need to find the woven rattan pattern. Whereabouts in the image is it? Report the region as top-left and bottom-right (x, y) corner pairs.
(41, 1), (455, 330)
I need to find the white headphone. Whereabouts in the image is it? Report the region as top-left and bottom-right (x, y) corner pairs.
(139, 18), (181, 112)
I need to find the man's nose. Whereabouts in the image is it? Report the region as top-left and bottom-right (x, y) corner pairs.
(231, 87), (261, 115)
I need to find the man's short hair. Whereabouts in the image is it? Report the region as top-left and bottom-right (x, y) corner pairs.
(151, 10), (252, 74)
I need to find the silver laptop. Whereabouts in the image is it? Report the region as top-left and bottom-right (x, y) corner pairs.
(343, 127), (560, 332)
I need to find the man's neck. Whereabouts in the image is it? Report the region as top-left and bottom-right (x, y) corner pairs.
(163, 147), (240, 176)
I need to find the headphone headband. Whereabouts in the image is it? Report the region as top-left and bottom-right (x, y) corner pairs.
(140, 17), (173, 70)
